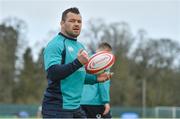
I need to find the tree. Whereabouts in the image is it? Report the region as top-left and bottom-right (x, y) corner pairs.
(0, 24), (18, 103)
(33, 48), (47, 104)
(12, 48), (37, 103)
(83, 20), (134, 56)
(12, 47), (46, 104)
(131, 38), (180, 106)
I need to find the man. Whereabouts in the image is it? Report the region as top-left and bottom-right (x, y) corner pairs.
(81, 42), (113, 118)
(42, 7), (112, 118)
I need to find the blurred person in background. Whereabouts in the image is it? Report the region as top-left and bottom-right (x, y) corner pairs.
(81, 42), (113, 118)
(42, 7), (113, 118)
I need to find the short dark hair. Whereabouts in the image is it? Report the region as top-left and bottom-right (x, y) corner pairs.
(61, 7), (80, 21)
(98, 42), (112, 51)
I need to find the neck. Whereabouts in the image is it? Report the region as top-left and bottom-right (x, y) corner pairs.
(59, 32), (77, 41)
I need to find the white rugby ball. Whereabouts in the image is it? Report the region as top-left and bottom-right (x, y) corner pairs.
(85, 51), (115, 74)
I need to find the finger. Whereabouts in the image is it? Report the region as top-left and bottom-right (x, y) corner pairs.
(103, 107), (109, 115)
(81, 50), (88, 55)
(101, 73), (109, 82)
(79, 50), (88, 58)
(82, 51), (89, 59)
(99, 73), (107, 77)
(77, 49), (83, 56)
(108, 72), (114, 79)
(79, 49), (83, 53)
(106, 74), (110, 80)
(110, 72), (114, 75)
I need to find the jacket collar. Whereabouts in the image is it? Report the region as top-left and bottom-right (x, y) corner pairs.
(58, 32), (77, 41)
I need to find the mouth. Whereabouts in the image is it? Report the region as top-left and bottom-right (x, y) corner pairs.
(73, 29), (80, 33)
(73, 27), (80, 30)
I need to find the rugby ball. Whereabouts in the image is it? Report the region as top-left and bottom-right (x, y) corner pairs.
(85, 51), (115, 74)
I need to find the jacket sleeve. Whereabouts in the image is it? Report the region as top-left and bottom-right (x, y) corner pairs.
(44, 39), (83, 81)
(47, 59), (83, 81)
(84, 73), (98, 85)
(98, 80), (110, 104)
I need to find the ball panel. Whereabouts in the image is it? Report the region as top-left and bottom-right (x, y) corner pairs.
(85, 51), (115, 74)
(88, 53), (112, 69)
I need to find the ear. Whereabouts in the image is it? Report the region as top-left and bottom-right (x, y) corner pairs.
(60, 21), (65, 29)
(60, 21), (64, 26)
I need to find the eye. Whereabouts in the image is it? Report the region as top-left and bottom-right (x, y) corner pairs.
(78, 20), (82, 23)
(69, 19), (76, 23)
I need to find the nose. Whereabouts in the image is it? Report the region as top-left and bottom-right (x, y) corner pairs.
(74, 21), (80, 26)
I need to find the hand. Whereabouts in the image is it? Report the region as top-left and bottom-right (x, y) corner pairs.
(97, 72), (113, 82)
(103, 103), (110, 115)
(77, 49), (89, 65)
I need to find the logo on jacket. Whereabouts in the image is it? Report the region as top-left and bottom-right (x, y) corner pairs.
(68, 46), (74, 52)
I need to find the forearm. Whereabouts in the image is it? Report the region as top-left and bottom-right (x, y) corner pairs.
(47, 59), (83, 81)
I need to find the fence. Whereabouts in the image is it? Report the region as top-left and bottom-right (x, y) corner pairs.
(155, 107), (180, 118)
(0, 104), (180, 118)
(0, 104), (39, 118)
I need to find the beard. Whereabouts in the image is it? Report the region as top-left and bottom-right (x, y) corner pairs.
(65, 30), (80, 38)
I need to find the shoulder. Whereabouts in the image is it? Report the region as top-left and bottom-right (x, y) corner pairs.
(47, 35), (63, 47)
(45, 35), (64, 52)
(76, 41), (85, 49)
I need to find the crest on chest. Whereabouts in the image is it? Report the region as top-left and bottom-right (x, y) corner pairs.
(68, 46), (74, 52)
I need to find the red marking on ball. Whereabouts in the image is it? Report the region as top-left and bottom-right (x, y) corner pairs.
(85, 51), (115, 74)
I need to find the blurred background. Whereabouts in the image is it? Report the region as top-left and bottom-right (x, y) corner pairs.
(0, 0), (180, 118)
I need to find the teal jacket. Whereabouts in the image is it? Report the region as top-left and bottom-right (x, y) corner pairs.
(81, 76), (110, 105)
(43, 33), (97, 110)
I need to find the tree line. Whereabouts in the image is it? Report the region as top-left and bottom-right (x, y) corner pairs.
(0, 18), (180, 107)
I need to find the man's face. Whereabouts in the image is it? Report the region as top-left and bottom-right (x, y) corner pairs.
(61, 12), (82, 38)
